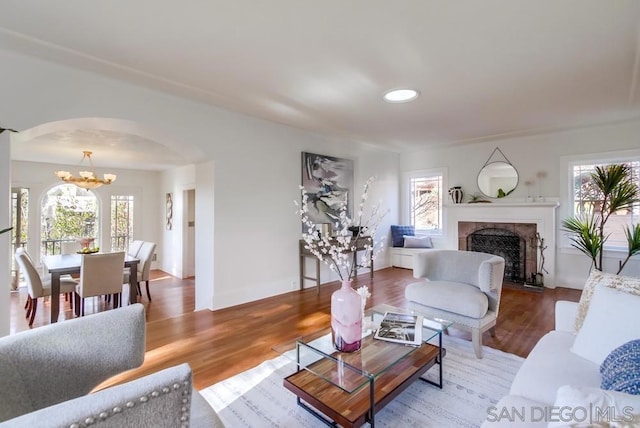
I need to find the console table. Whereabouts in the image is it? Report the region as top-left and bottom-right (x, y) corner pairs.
(299, 236), (374, 293)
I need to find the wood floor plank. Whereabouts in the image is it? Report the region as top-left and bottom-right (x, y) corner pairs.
(10, 267), (581, 390)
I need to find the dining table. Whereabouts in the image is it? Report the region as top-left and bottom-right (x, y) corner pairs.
(42, 253), (140, 323)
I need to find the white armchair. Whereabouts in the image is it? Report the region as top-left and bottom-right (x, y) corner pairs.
(405, 250), (505, 358)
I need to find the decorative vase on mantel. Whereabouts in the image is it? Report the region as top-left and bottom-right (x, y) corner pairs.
(448, 186), (464, 204)
(331, 280), (363, 352)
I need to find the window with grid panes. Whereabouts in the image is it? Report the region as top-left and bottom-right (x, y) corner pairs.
(409, 174), (443, 233)
(111, 195), (134, 251)
(571, 160), (640, 248)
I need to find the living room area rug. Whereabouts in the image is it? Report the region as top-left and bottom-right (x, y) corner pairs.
(200, 335), (524, 427)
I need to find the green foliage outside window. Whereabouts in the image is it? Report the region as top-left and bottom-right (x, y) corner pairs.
(41, 185), (98, 250)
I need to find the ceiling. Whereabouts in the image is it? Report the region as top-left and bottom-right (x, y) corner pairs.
(3, 1), (640, 168)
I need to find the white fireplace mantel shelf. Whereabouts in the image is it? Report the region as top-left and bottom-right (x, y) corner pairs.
(446, 201), (559, 209)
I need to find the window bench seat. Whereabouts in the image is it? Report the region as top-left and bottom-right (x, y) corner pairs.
(390, 247), (438, 269)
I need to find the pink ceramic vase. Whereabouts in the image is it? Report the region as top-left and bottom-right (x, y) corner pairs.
(331, 280), (362, 352)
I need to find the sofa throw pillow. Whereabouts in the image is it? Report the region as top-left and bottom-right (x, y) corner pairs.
(548, 385), (640, 427)
(574, 270), (640, 333)
(601, 340), (640, 395)
(571, 285), (640, 365)
(390, 225), (414, 247)
(403, 235), (433, 248)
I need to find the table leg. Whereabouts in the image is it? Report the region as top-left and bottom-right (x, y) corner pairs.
(299, 254), (304, 291)
(50, 272), (61, 323)
(128, 263), (139, 304)
(370, 256), (374, 280)
(420, 331), (444, 389)
(315, 258), (320, 295)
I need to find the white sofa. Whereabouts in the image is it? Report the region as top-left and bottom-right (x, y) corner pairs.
(483, 272), (640, 427)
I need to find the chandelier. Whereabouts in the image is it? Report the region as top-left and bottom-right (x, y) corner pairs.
(55, 151), (117, 190)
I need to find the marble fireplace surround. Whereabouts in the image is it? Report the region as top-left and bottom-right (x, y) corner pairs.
(444, 202), (559, 288)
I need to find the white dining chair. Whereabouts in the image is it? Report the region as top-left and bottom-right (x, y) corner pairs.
(127, 240), (144, 257)
(124, 241), (156, 301)
(75, 252), (126, 316)
(14, 248), (77, 326)
(61, 241), (80, 255)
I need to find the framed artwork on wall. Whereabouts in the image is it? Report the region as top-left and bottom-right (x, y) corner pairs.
(166, 193), (173, 230)
(301, 152), (354, 228)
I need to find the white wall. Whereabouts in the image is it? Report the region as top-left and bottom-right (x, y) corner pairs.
(184, 189), (196, 278)
(0, 133), (11, 337)
(400, 120), (640, 289)
(194, 161), (215, 311)
(0, 48), (400, 325)
(160, 165), (195, 278)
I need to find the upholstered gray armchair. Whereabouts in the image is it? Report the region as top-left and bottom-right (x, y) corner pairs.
(405, 250), (505, 358)
(0, 304), (223, 427)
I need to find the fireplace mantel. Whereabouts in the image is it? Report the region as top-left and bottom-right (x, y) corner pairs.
(444, 201), (559, 287)
(446, 201), (559, 209)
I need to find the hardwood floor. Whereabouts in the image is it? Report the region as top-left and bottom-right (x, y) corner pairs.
(10, 267), (581, 390)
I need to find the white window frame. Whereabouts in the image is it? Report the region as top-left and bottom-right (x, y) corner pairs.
(560, 149), (640, 254)
(401, 168), (447, 235)
(110, 194), (135, 251)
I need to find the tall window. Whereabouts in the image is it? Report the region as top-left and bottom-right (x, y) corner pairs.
(41, 184), (98, 255)
(11, 188), (29, 288)
(111, 195), (134, 251)
(571, 160), (640, 248)
(409, 173), (443, 233)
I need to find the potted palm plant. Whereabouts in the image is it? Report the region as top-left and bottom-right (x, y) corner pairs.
(562, 163), (640, 274)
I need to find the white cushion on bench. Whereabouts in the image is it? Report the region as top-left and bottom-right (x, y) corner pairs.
(390, 248), (437, 269)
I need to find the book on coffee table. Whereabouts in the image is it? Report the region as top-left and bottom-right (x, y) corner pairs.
(374, 311), (423, 346)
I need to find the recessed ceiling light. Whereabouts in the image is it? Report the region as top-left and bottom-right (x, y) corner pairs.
(383, 89), (420, 103)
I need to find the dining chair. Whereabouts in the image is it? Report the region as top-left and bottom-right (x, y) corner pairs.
(74, 252), (126, 316)
(14, 248), (78, 326)
(124, 241), (157, 301)
(123, 239), (144, 295)
(61, 241), (80, 255)
(127, 240), (144, 257)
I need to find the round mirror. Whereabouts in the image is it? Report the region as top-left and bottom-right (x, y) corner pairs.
(477, 161), (519, 198)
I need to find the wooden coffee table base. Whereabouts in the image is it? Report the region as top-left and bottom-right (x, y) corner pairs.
(283, 343), (444, 428)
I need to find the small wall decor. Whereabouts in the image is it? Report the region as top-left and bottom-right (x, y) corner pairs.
(536, 171), (547, 202)
(301, 152), (354, 227)
(166, 193), (173, 230)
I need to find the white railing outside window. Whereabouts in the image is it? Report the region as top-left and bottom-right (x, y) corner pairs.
(110, 195), (134, 251)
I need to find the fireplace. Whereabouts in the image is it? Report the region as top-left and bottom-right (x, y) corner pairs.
(458, 222), (537, 284)
(445, 202), (558, 287)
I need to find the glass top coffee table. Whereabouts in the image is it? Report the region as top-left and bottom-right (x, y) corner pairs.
(273, 304), (453, 427)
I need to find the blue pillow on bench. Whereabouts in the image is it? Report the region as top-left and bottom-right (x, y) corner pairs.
(391, 225), (415, 247)
(601, 339), (640, 395)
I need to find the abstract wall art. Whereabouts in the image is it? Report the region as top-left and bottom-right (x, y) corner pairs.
(301, 152), (354, 227)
